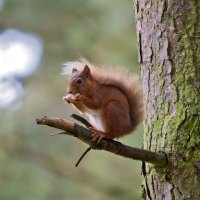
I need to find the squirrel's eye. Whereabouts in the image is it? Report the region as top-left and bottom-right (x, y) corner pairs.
(76, 77), (83, 85)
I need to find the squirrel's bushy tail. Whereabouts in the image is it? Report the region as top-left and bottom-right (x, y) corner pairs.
(63, 58), (144, 130)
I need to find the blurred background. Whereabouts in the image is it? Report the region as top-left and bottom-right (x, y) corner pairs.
(0, 0), (143, 199)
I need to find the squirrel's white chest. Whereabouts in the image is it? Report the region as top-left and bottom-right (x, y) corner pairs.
(84, 108), (104, 132)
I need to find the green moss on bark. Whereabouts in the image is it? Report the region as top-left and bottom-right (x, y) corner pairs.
(135, 0), (200, 199)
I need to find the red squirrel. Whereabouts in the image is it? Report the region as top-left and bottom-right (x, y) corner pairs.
(63, 59), (144, 143)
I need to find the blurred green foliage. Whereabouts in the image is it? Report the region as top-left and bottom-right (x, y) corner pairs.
(0, 0), (143, 199)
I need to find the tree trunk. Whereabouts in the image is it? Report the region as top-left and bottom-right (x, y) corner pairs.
(134, 0), (200, 199)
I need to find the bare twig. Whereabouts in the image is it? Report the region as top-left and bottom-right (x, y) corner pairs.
(36, 116), (168, 167)
(49, 131), (68, 136)
(71, 114), (93, 128)
(70, 114), (93, 166)
(75, 146), (92, 167)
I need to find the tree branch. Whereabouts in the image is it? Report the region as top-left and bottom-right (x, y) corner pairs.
(36, 116), (168, 167)
(71, 114), (93, 128)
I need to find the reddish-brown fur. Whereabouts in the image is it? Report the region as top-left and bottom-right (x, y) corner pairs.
(63, 59), (144, 140)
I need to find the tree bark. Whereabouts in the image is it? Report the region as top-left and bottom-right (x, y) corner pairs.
(134, 0), (200, 199)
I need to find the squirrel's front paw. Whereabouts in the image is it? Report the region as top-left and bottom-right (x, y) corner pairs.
(74, 93), (81, 101)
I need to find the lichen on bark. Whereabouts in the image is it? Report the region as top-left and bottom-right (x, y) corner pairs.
(134, 0), (200, 199)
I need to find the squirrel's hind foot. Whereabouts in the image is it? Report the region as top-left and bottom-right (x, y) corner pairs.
(89, 127), (107, 143)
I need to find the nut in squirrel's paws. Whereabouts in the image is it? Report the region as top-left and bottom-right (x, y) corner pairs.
(63, 94), (74, 104)
(89, 127), (106, 143)
(63, 93), (80, 104)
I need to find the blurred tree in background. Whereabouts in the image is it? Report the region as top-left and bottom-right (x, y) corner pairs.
(0, 0), (143, 199)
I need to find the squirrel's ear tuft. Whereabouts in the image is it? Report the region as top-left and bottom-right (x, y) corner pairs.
(82, 65), (91, 78)
(61, 61), (81, 76)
